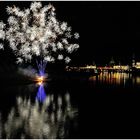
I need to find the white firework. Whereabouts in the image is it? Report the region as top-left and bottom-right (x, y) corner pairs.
(17, 57), (23, 64)
(0, 43), (4, 50)
(0, 2), (80, 64)
(58, 54), (63, 60)
(0, 21), (5, 29)
(74, 33), (80, 39)
(65, 57), (71, 63)
(0, 30), (5, 40)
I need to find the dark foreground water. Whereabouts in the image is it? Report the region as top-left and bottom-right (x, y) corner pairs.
(0, 72), (140, 138)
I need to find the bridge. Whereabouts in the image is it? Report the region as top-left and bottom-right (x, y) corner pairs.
(66, 63), (140, 73)
(66, 65), (131, 73)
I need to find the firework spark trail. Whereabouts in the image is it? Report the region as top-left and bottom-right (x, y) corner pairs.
(1, 92), (78, 139)
(0, 2), (80, 65)
(36, 60), (47, 76)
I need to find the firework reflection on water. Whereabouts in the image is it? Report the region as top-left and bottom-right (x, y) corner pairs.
(1, 92), (78, 139)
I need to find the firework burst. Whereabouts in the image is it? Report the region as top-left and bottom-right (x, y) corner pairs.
(0, 2), (80, 64)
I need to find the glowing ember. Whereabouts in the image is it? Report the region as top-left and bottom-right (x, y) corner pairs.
(37, 81), (42, 85)
(36, 76), (44, 85)
(38, 76), (44, 81)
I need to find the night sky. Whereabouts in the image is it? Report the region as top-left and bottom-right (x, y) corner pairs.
(1, 1), (140, 66)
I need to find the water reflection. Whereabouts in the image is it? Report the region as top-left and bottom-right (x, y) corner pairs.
(90, 72), (131, 84)
(89, 72), (131, 86)
(1, 92), (78, 139)
(36, 83), (47, 103)
(132, 76), (140, 85)
(89, 72), (140, 87)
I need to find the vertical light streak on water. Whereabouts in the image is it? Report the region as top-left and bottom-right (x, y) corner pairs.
(2, 91), (78, 139)
(36, 84), (46, 103)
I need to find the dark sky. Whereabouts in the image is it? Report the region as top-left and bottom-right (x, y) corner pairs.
(1, 1), (140, 66)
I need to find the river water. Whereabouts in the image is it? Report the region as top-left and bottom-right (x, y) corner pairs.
(0, 72), (140, 138)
